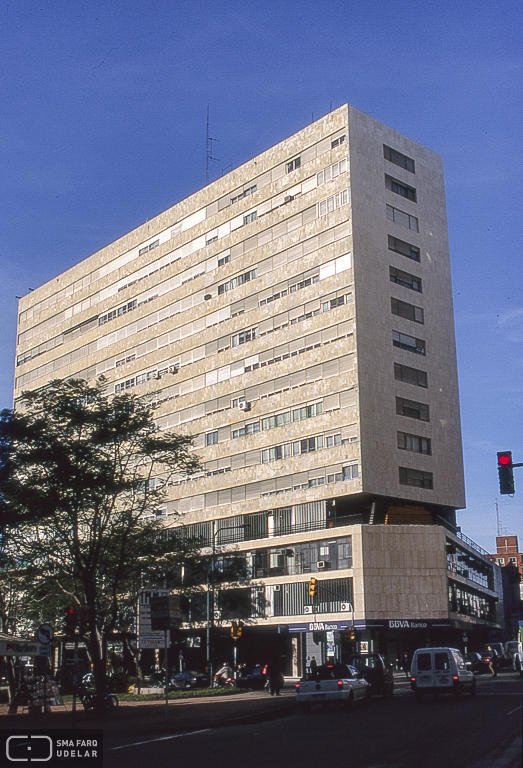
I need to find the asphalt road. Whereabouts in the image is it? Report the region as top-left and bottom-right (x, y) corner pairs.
(105, 673), (522, 768)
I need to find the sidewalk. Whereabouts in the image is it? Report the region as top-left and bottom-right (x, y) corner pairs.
(0, 688), (296, 738)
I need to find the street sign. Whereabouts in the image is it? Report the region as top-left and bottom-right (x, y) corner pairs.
(150, 596), (181, 631)
(137, 589), (170, 649)
(39, 644), (52, 656)
(0, 641), (46, 657)
(37, 624), (54, 644)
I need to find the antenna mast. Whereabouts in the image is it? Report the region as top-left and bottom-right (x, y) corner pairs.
(206, 105), (220, 184)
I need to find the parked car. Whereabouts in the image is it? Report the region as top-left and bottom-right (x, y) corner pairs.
(235, 665), (267, 690)
(410, 647), (476, 701)
(348, 653), (394, 698)
(171, 670), (209, 689)
(296, 663), (369, 712)
(465, 652), (486, 674)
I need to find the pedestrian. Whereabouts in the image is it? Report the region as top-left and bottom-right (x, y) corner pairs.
(486, 646), (498, 677)
(267, 662), (283, 695)
(309, 656), (318, 678)
(402, 652), (410, 679)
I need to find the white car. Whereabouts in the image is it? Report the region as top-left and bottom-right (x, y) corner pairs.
(295, 663), (370, 711)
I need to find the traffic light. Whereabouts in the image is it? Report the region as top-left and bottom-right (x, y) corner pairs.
(309, 578), (317, 598)
(497, 452), (515, 495)
(64, 607), (78, 638)
(79, 605), (89, 635)
(237, 621), (243, 638)
(231, 621), (238, 638)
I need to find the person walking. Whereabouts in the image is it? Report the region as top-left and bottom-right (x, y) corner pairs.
(486, 646), (498, 677)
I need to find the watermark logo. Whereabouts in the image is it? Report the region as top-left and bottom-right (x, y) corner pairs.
(1, 731), (103, 767)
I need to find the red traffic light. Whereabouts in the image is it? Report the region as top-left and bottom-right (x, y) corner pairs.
(498, 453), (512, 466)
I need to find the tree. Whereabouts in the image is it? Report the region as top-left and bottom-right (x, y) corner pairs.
(0, 376), (201, 707)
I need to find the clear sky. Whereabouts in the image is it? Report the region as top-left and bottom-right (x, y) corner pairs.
(0, 0), (521, 552)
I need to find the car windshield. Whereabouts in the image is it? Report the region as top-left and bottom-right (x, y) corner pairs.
(316, 665), (354, 680)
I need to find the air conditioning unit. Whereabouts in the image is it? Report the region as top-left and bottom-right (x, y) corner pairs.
(304, 605), (313, 614)
(317, 561), (330, 569)
(340, 602), (352, 612)
(213, 611), (221, 620)
(273, 585), (281, 592)
(239, 401), (251, 412)
(284, 194), (294, 203)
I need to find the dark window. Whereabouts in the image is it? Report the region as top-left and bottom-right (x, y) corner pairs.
(394, 363), (428, 388)
(384, 145), (415, 173)
(396, 397), (429, 421)
(397, 432), (431, 455)
(385, 174), (416, 202)
(416, 653), (432, 671)
(391, 298), (424, 324)
(331, 135), (346, 148)
(388, 235), (420, 262)
(286, 157), (301, 173)
(218, 254), (230, 267)
(205, 431), (218, 446)
(399, 467), (433, 489)
(390, 266), (422, 292)
(393, 331), (425, 355)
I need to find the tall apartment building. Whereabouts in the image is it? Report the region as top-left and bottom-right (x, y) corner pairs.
(14, 105), (502, 672)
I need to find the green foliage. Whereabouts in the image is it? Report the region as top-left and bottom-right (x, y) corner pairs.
(0, 377), (201, 683)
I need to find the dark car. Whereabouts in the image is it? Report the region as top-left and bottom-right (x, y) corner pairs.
(465, 652), (488, 674)
(172, 670), (209, 689)
(235, 665), (267, 689)
(348, 653), (394, 698)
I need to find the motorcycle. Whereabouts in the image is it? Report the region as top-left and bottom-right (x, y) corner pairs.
(212, 675), (235, 689)
(78, 674), (118, 710)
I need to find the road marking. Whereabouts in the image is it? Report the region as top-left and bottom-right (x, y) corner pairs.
(110, 728), (211, 750)
(507, 703), (522, 715)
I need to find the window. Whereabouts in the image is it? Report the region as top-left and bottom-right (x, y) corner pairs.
(98, 299), (137, 326)
(218, 269), (257, 295)
(292, 402), (323, 422)
(393, 331), (425, 355)
(286, 157), (301, 173)
(138, 239), (160, 256)
(384, 145), (415, 173)
(205, 431), (218, 446)
(385, 175), (417, 202)
(218, 254), (230, 267)
(343, 465), (359, 480)
(390, 266), (422, 292)
(232, 422), (260, 439)
(243, 211), (257, 225)
(116, 354), (136, 367)
(396, 397), (429, 421)
(399, 467), (433, 489)
(397, 432), (431, 455)
(386, 205), (419, 232)
(232, 327), (258, 347)
(391, 298), (424, 324)
(206, 235), (218, 245)
(319, 190), (349, 216)
(394, 363), (428, 388)
(388, 235), (420, 262)
(317, 158), (347, 185)
(331, 135), (346, 148)
(231, 185), (257, 204)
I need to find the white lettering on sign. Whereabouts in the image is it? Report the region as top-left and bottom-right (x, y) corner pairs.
(308, 622), (325, 631)
(388, 620), (428, 629)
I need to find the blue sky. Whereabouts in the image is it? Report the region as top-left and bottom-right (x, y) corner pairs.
(0, 0), (521, 551)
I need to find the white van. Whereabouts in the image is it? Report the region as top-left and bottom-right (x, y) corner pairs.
(410, 647), (476, 701)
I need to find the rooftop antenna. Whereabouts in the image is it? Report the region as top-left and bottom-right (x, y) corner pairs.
(495, 502), (507, 536)
(206, 105), (220, 184)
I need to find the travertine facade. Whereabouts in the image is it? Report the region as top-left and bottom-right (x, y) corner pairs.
(15, 105), (501, 668)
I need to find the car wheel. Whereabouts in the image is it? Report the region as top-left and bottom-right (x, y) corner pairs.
(346, 691), (355, 710)
(453, 685), (462, 701)
(384, 684), (394, 699)
(470, 679), (477, 697)
(106, 695), (118, 708)
(415, 690), (423, 703)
